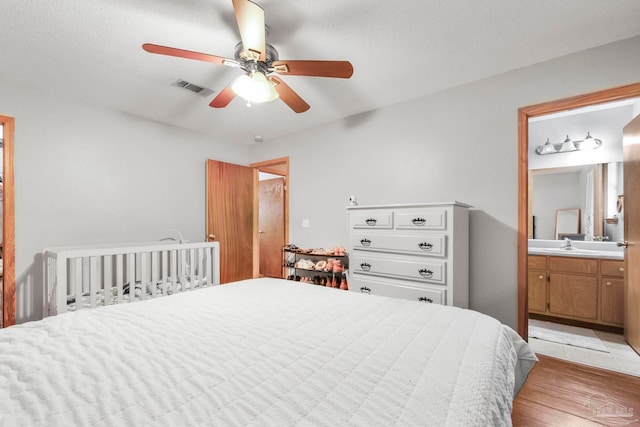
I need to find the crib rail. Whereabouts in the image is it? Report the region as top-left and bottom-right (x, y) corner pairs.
(43, 241), (220, 316)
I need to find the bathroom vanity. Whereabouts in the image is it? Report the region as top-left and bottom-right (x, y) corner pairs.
(528, 240), (625, 329)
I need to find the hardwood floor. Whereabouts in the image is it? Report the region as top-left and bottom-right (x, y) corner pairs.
(513, 354), (640, 426)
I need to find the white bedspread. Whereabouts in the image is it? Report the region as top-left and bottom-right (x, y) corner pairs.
(0, 278), (536, 426)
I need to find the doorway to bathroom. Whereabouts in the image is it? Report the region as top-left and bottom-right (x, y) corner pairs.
(518, 83), (640, 375)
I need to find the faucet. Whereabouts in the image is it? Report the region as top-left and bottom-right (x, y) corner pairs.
(562, 238), (574, 250)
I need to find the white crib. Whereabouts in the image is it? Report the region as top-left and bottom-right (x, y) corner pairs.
(43, 241), (220, 316)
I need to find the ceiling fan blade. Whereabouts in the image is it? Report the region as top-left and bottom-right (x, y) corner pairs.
(232, 0), (266, 61)
(270, 77), (310, 113)
(209, 85), (237, 108)
(142, 43), (240, 67)
(272, 60), (354, 78)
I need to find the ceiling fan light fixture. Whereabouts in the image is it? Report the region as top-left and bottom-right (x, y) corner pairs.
(231, 71), (279, 104)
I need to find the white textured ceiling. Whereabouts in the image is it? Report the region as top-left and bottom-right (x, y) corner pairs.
(2, 0), (640, 145)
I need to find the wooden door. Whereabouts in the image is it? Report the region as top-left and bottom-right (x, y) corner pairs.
(259, 177), (285, 278)
(206, 160), (257, 284)
(623, 114), (640, 353)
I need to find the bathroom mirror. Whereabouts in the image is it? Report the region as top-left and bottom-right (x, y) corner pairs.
(555, 208), (580, 239)
(529, 163), (623, 241)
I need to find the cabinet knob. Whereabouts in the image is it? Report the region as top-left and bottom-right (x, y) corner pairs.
(365, 218), (377, 226)
(360, 238), (372, 247)
(418, 296), (434, 303)
(360, 262), (372, 271)
(538, 275), (544, 280)
(606, 281), (612, 286)
(619, 267), (625, 272)
(360, 286), (371, 294)
(412, 217), (426, 226)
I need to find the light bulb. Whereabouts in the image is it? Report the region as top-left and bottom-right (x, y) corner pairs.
(580, 132), (602, 150)
(231, 71), (279, 104)
(558, 135), (577, 152)
(535, 137), (558, 155)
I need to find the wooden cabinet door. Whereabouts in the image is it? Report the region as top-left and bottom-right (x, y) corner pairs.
(528, 270), (547, 313)
(601, 278), (624, 325)
(549, 273), (597, 320)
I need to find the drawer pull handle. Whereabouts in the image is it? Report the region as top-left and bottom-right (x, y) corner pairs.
(419, 269), (434, 278)
(412, 217), (426, 226)
(365, 218), (377, 226)
(360, 286), (371, 294)
(418, 242), (434, 251)
(360, 238), (372, 247)
(360, 263), (372, 271)
(418, 296), (434, 303)
(619, 267), (625, 272)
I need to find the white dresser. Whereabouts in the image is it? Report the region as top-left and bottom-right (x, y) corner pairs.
(347, 202), (470, 308)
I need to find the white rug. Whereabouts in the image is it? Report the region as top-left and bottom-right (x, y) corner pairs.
(529, 319), (609, 352)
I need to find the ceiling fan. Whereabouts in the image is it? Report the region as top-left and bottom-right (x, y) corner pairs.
(142, 0), (354, 113)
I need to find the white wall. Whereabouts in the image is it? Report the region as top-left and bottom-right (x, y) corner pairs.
(0, 81), (250, 322)
(249, 35), (640, 328)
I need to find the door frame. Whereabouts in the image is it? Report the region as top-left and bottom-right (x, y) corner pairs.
(517, 82), (640, 339)
(250, 156), (290, 250)
(0, 115), (15, 327)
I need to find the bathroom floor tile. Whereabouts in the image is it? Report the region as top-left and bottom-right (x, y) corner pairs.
(563, 345), (620, 371)
(529, 322), (640, 377)
(528, 337), (566, 359)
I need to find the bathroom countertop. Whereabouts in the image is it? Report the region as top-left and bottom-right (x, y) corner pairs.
(527, 247), (624, 260)
(527, 239), (624, 260)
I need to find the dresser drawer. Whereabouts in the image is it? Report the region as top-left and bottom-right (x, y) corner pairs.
(351, 277), (445, 305)
(601, 260), (625, 277)
(350, 232), (446, 257)
(351, 253), (446, 285)
(395, 208), (447, 230)
(351, 212), (393, 229)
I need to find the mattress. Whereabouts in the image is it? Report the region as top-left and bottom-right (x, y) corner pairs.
(0, 278), (536, 426)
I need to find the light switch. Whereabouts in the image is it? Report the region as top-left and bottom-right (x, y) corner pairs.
(302, 219), (310, 228)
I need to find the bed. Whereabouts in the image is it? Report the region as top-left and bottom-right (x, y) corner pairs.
(2, 246), (535, 426)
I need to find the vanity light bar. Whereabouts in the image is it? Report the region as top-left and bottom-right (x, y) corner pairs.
(535, 133), (602, 155)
